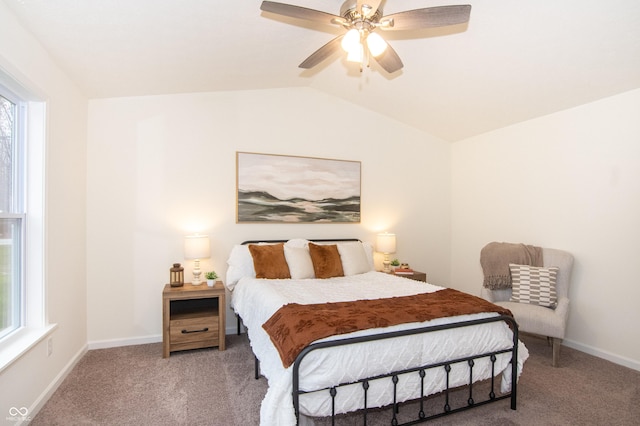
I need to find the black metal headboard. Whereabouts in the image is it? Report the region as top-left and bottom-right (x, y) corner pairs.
(241, 238), (361, 245)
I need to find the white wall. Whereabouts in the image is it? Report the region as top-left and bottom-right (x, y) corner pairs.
(86, 87), (451, 345)
(451, 89), (640, 369)
(0, 0), (88, 418)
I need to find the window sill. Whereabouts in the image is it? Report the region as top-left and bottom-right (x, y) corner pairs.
(0, 324), (58, 374)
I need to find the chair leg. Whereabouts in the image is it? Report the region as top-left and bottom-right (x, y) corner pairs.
(552, 338), (562, 367)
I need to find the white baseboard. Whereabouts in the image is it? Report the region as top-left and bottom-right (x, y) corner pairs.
(563, 338), (640, 371)
(88, 334), (162, 350)
(87, 328), (239, 350)
(24, 343), (88, 425)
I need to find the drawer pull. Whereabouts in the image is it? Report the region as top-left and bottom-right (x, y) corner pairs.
(181, 327), (209, 334)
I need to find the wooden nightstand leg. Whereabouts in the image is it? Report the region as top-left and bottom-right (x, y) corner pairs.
(162, 298), (170, 358)
(219, 294), (226, 350)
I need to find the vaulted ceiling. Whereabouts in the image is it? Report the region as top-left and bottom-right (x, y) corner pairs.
(4, 0), (640, 141)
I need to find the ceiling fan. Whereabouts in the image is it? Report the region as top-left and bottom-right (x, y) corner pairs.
(260, 0), (472, 73)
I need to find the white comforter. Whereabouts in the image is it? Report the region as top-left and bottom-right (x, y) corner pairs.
(232, 271), (528, 426)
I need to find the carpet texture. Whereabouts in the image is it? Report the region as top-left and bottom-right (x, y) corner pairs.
(31, 333), (640, 425)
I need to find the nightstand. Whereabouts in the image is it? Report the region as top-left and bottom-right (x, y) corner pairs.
(392, 270), (427, 282)
(162, 282), (226, 358)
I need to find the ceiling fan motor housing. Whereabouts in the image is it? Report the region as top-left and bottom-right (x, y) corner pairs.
(340, 1), (383, 23)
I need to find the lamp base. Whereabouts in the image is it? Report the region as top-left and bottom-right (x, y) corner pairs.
(382, 253), (392, 273)
(192, 259), (203, 285)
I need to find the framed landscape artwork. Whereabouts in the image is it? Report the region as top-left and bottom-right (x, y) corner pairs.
(236, 152), (361, 223)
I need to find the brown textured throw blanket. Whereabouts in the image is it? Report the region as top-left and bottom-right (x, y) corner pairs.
(480, 242), (543, 290)
(262, 288), (513, 368)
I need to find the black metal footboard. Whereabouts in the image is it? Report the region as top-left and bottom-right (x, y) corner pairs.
(292, 315), (519, 425)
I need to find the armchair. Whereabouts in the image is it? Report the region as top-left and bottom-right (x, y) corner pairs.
(480, 246), (574, 367)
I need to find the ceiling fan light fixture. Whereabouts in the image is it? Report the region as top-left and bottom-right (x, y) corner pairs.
(341, 28), (361, 53)
(366, 32), (387, 57)
(259, 1), (472, 73)
(346, 43), (364, 63)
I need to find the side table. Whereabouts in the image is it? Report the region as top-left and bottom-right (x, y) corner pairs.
(392, 270), (427, 282)
(162, 282), (226, 358)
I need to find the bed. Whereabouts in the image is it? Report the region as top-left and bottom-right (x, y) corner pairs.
(226, 238), (528, 426)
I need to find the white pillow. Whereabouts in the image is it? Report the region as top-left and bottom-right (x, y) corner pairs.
(227, 240), (311, 289)
(361, 241), (375, 271)
(225, 239), (373, 288)
(285, 238), (310, 249)
(337, 242), (372, 276)
(284, 245), (315, 279)
(225, 244), (256, 291)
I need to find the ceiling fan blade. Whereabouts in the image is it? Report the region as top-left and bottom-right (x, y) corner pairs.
(381, 5), (472, 31)
(357, 0), (383, 18)
(299, 35), (344, 69)
(260, 1), (343, 26)
(373, 42), (403, 73)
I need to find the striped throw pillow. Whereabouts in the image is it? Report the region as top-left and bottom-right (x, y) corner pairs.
(509, 264), (559, 308)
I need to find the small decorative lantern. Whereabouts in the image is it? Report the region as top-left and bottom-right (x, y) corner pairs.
(170, 263), (184, 287)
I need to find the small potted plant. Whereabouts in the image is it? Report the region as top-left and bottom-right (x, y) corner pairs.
(205, 271), (218, 287)
(390, 259), (400, 270)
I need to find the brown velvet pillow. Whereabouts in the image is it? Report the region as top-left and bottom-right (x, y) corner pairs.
(308, 243), (344, 279)
(248, 244), (291, 279)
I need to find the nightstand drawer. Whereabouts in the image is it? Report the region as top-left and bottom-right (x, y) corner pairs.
(170, 316), (219, 348)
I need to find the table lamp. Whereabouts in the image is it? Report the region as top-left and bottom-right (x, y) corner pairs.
(376, 232), (397, 273)
(184, 235), (211, 285)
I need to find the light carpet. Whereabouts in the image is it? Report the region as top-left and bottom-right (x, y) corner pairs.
(31, 333), (640, 425)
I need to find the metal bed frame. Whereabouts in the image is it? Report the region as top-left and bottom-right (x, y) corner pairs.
(292, 315), (518, 425)
(235, 239), (520, 425)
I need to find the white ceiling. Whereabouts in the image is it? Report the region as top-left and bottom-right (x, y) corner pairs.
(4, 0), (640, 141)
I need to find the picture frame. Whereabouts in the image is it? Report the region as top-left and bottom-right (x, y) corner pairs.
(236, 152), (361, 223)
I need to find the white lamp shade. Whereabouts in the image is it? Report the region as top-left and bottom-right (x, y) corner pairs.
(346, 44), (364, 63)
(184, 235), (211, 259)
(376, 233), (396, 254)
(341, 28), (360, 53)
(367, 32), (387, 57)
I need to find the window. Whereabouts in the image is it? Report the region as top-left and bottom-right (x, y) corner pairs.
(0, 90), (24, 340)
(0, 71), (48, 370)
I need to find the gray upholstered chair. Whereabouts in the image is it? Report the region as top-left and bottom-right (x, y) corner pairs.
(481, 247), (574, 367)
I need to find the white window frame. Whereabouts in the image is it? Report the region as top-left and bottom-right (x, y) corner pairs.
(0, 69), (54, 373)
(0, 86), (26, 340)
